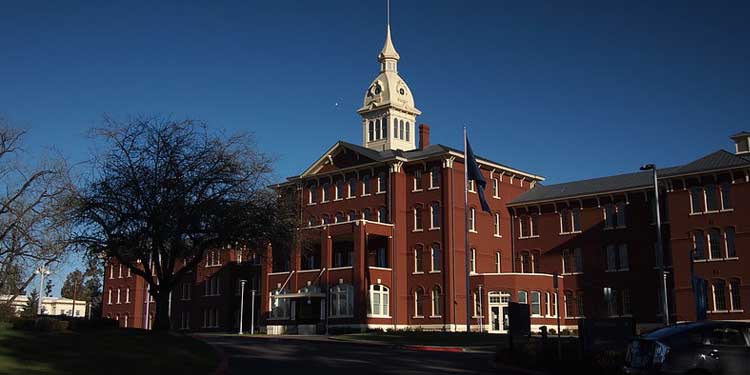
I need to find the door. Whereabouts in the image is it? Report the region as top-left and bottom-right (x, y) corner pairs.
(491, 306), (500, 332)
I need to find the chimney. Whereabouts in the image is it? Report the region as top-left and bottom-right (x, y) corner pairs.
(419, 124), (430, 149)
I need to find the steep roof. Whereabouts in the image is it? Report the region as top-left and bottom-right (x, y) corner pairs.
(509, 149), (750, 206)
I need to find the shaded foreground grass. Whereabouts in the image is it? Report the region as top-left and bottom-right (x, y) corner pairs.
(0, 325), (218, 375)
(336, 331), (506, 347)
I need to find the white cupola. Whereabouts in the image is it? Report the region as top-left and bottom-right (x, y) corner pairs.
(357, 18), (421, 152)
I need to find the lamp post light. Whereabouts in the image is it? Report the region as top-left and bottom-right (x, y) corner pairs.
(34, 265), (51, 315)
(239, 280), (247, 335)
(641, 163), (670, 326)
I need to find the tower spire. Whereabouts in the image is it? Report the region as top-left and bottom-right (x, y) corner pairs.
(379, 0), (400, 71)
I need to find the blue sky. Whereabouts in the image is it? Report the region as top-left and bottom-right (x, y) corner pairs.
(2, 1), (748, 293)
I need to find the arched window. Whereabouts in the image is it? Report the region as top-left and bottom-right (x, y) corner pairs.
(494, 213), (500, 236)
(269, 289), (290, 319)
(518, 290), (528, 304)
(308, 216), (316, 227)
(308, 183), (317, 204)
(393, 118), (398, 138)
(321, 183), (330, 202)
(693, 230), (706, 260)
(377, 207), (388, 223)
(431, 243), (441, 272)
(708, 228), (722, 259)
(330, 284), (353, 317)
(321, 215), (330, 225)
(430, 166), (440, 188)
(406, 122), (411, 141)
(362, 208), (372, 221)
(414, 245), (424, 273)
(726, 227), (736, 258)
(431, 286), (442, 317)
(729, 278), (742, 311)
(381, 118), (387, 138)
(430, 202), (440, 229)
(705, 184), (718, 211)
(520, 251), (531, 273)
(335, 212), (344, 223)
(495, 251), (501, 273)
(348, 210), (357, 222)
(123, 314), (129, 328)
(564, 290), (574, 317)
(348, 178), (357, 198)
(362, 175), (371, 195)
(399, 120), (405, 139)
(107, 289), (112, 305)
(368, 284), (390, 317)
(469, 207), (476, 232)
(712, 279), (727, 311)
(414, 287), (424, 317)
(375, 119), (381, 139)
(335, 180), (344, 200)
(368, 121), (374, 142)
(413, 205), (423, 230)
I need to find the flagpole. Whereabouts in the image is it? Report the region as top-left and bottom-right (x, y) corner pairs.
(463, 127), (471, 333)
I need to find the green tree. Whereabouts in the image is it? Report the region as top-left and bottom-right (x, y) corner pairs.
(22, 289), (39, 317)
(61, 270), (85, 300)
(45, 279), (54, 297)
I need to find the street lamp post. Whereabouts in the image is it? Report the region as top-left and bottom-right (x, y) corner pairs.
(250, 289), (256, 335)
(239, 280), (247, 335)
(641, 163), (669, 326)
(34, 265), (51, 315)
(477, 284), (483, 333)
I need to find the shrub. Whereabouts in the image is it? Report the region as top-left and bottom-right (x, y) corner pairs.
(12, 318), (35, 331)
(561, 329), (571, 336)
(69, 318), (118, 331)
(549, 328), (557, 335)
(0, 304), (16, 322)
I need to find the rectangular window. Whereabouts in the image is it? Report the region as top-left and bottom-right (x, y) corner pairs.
(604, 204), (615, 229)
(362, 176), (371, 195)
(604, 287), (616, 316)
(530, 291), (541, 316)
(413, 170), (422, 191)
(520, 217), (530, 238)
(530, 214), (538, 236)
(492, 178), (499, 198)
(348, 179), (356, 198)
(469, 208), (476, 232)
(713, 280), (727, 311)
(430, 166), (440, 189)
(118, 265), (122, 278)
(560, 210), (571, 233)
(376, 247), (388, 268)
(378, 173), (387, 193)
(495, 251), (501, 273)
(705, 184), (719, 211)
(720, 183), (731, 210)
(725, 227), (736, 258)
(470, 248), (476, 273)
(694, 231), (706, 260)
(468, 179), (475, 192)
(616, 202), (626, 228)
(562, 249), (572, 274)
(622, 289), (632, 315)
(494, 213), (500, 236)
(729, 279), (741, 310)
(606, 245), (617, 271)
(414, 207), (423, 230)
(125, 288), (130, 303)
(691, 186), (704, 213)
(574, 248), (583, 273)
(577, 292), (585, 317)
(572, 209), (581, 232)
(335, 180), (344, 200)
(709, 229), (722, 259)
(618, 244), (629, 270)
(518, 291), (528, 304)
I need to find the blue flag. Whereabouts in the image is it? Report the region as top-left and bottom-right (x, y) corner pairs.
(465, 136), (491, 213)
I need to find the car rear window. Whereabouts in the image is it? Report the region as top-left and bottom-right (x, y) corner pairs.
(707, 327), (748, 347)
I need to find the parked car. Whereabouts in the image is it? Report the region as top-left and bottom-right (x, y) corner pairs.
(623, 321), (750, 375)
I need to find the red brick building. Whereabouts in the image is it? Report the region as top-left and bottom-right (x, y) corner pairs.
(102, 22), (750, 334)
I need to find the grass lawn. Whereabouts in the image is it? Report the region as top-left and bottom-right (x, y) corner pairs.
(0, 324), (218, 375)
(335, 331), (508, 347)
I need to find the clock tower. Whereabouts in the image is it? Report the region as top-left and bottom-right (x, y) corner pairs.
(357, 20), (421, 152)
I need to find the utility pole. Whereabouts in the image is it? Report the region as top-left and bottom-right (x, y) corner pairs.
(250, 289), (256, 335)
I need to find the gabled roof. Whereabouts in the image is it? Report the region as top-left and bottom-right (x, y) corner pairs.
(509, 149), (750, 206)
(288, 140), (544, 183)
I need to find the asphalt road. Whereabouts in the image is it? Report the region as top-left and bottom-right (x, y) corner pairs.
(198, 335), (529, 375)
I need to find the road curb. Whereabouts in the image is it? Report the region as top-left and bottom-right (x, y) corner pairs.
(401, 344), (464, 352)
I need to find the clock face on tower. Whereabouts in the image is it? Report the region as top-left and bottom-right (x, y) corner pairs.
(367, 81), (382, 98)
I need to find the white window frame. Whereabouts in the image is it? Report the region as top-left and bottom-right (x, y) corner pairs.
(330, 284), (354, 318)
(431, 287), (442, 317)
(413, 206), (423, 231)
(377, 173), (387, 194)
(494, 213), (501, 237)
(429, 203), (440, 230)
(429, 167), (440, 189)
(269, 289), (290, 320)
(413, 170), (423, 192)
(495, 251), (501, 273)
(362, 175), (371, 196)
(116, 288), (121, 304)
(530, 291), (541, 316)
(414, 288), (424, 318)
(470, 248), (477, 274)
(492, 178), (499, 198)
(108, 289), (112, 305)
(430, 244), (441, 272)
(414, 247), (423, 273)
(368, 284), (390, 318)
(469, 208), (477, 233)
(518, 290), (528, 304)
(125, 288), (130, 304)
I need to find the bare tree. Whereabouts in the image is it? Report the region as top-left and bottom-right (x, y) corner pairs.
(0, 118), (75, 306)
(76, 116), (283, 331)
